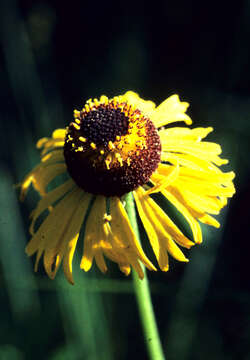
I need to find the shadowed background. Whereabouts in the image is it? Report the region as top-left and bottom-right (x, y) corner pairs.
(0, 0), (249, 359)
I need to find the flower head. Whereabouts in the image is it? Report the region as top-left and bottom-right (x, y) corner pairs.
(20, 91), (235, 284)
(64, 95), (161, 196)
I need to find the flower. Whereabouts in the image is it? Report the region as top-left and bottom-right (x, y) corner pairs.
(20, 91), (235, 284)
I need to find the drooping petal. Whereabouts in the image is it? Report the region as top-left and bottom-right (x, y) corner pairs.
(159, 126), (213, 142)
(42, 191), (91, 283)
(158, 163), (234, 216)
(161, 189), (203, 244)
(40, 141), (65, 156)
(80, 196), (139, 277)
(32, 163), (66, 197)
(29, 179), (76, 235)
(162, 140), (228, 166)
(161, 152), (224, 172)
(159, 126), (233, 226)
(81, 196), (109, 272)
(178, 165), (235, 195)
(148, 159), (179, 195)
(109, 197), (157, 275)
(94, 250), (108, 274)
(151, 95), (192, 128)
(37, 128), (65, 146)
(134, 187), (193, 268)
(179, 166), (235, 185)
(172, 186), (222, 214)
(36, 129), (66, 156)
(59, 192), (92, 284)
(122, 91), (156, 117)
(26, 187), (83, 274)
(168, 185), (222, 227)
(103, 245), (130, 274)
(41, 149), (64, 164)
(62, 234), (79, 284)
(133, 189), (170, 271)
(199, 214), (220, 228)
(20, 163), (67, 200)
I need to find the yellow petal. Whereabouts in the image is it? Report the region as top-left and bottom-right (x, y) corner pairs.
(103, 246), (128, 266)
(62, 235), (79, 285)
(26, 187), (82, 269)
(159, 127), (213, 142)
(122, 91), (156, 117)
(44, 191), (91, 283)
(177, 177), (235, 198)
(178, 187), (221, 214)
(126, 255), (144, 279)
(36, 129), (66, 155)
(162, 189), (202, 244)
(167, 185), (221, 226)
(33, 163), (67, 196)
(200, 214), (220, 228)
(20, 163), (67, 199)
(161, 140), (227, 166)
(157, 161), (235, 212)
(52, 129), (66, 139)
(178, 166), (235, 185)
(161, 153), (222, 172)
(59, 193), (91, 283)
(41, 140), (65, 156)
(166, 237), (189, 262)
(41, 149), (64, 163)
(133, 189), (170, 271)
(147, 159), (179, 195)
(109, 197), (156, 271)
(19, 175), (34, 201)
(95, 250), (108, 274)
(29, 179), (75, 235)
(37, 137), (49, 148)
(37, 137), (64, 151)
(119, 263), (131, 276)
(151, 94), (192, 128)
(34, 248), (44, 272)
(134, 187), (192, 262)
(80, 196), (107, 272)
(26, 187), (81, 256)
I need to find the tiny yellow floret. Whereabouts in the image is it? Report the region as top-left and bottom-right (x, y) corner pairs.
(72, 123), (80, 130)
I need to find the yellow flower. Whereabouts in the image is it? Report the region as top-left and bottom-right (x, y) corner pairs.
(20, 91), (235, 284)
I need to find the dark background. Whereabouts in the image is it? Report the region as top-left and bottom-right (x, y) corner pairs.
(0, 0), (249, 359)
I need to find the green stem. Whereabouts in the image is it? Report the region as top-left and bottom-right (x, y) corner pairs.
(125, 192), (165, 360)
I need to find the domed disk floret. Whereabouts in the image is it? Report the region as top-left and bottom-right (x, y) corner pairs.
(63, 96), (161, 197)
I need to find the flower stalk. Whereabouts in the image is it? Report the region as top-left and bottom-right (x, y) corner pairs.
(125, 192), (165, 360)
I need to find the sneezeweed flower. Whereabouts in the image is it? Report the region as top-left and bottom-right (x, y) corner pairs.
(20, 91), (235, 284)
